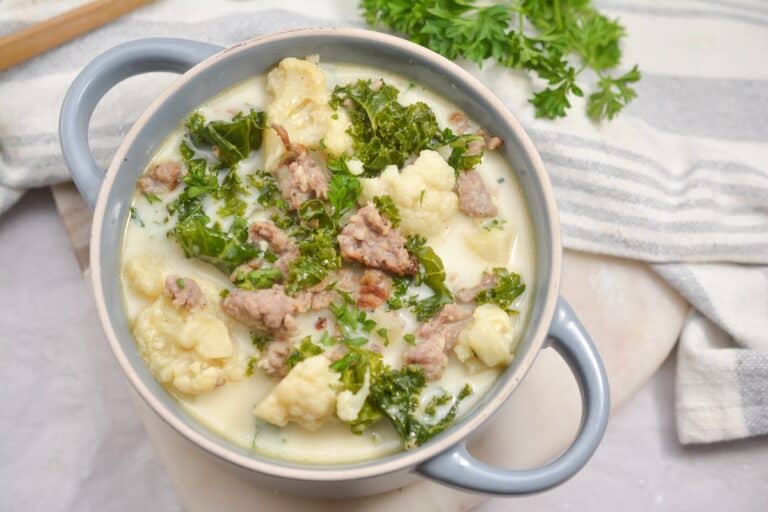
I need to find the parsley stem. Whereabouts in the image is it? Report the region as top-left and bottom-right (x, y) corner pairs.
(554, 0), (563, 29)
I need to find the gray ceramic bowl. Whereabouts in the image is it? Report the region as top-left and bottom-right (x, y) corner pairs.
(59, 29), (609, 497)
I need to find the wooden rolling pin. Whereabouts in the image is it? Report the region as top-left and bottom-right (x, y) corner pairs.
(0, 0), (153, 72)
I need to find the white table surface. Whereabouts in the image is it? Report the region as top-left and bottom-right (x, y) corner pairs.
(2, 189), (766, 511)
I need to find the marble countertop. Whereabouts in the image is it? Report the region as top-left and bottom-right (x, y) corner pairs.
(2, 189), (766, 511)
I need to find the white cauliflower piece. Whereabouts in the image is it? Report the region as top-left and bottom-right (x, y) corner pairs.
(262, 57), (351, 170)
(133, 296), (242, 395)
(336, 371), (371, 422)
(360, 150), (458, 236)
(455, 304), (516, 367)
(254, 355), (340, 430)
(123, 253), (164, 298)
(466, 224), (515, 265)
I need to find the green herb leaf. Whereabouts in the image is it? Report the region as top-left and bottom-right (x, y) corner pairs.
(360, 0), (640, 120)
(373, 195), (400, 227)
(286, 336), (324, 369)
(172, 214), (258, 274)
(186, 109), (267, 166)
(474, 267), (526, 314)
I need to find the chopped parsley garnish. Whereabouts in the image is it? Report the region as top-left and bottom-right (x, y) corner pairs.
(474, 268), (526, 314)
(373, 195), (400, 227)
(482, 218), (507, 231)
(285, 336), (324, 369)
(129, 207), (144, 227)
(175, 278), (186, 289)
(232, 267), (283, 290)
(251, 332), (268, 350)
(327, 155), (362, 220)
(245, 356), (258, 377)
(361, 0), (640, 121)
(403, 333), (416, 345)
(424, 392), (451, 416)
(143, 192), (161, 204)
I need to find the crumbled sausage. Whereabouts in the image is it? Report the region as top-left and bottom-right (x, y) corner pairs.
(404, 304), (471, 380)
(476, 128), (503, 150)
(455, 271), (497, 303)
(249, 221), (291, 253)
(276, 151), (329, 210)
(247, 221), (298, 274)
(449, 111), (472, 135)
(258, 339), (292, 377)
(164, 275), (207, 311)
(456, 170), (498, 218)
(221, 286), (297, 333)
(357, 270), (392, 310)
(138, 162), (181, 194)
(338, 204), (418, 276)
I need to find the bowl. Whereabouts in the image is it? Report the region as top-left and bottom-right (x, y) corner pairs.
(59, 28), (609, 497)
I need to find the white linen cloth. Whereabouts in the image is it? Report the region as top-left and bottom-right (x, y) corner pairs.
(1, 2), (766, 502)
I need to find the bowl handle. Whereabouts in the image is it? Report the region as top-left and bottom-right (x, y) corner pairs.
(418, 296), (610, 495)
(59, 38), (223, 209)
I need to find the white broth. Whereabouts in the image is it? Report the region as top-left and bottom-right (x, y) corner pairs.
(121, 60), (535, 464)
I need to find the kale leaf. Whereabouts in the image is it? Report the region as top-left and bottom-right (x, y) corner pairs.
(186, 109), (267, 166)
(474, 267), (526, 314)
(172, 214), (258, 274)
(330, 79), (440, 173)
(285, 336), (324, 369)
(373, 195), (400, 227)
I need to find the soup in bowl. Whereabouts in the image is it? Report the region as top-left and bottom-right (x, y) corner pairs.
(60, 29), (608, 497)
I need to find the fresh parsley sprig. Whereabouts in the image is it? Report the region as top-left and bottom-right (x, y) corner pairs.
(361, 0), (640, 120)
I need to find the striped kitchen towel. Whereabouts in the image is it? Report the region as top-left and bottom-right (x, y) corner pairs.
(1, 0), (767, 443)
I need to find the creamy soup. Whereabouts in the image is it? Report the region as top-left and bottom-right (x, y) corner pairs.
(121, 57), (535, 464)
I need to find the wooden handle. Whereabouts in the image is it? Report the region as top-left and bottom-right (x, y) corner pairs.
(0, 0), (153, 72)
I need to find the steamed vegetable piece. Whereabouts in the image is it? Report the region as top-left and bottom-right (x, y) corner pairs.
(173, 215), (258, 275)
(185, 109), (267, 166)
(361, 0), (640, 120)
(330, 79), (443, 173)
(405, 235), (453, 321)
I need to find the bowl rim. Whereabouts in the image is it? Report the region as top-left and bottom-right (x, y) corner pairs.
(89, 27), (562, 482)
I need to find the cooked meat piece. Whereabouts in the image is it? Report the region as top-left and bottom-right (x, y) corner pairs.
(326, 343), (348, 363)
(456, 272), (497, 303)
(456, 170), (498, 218)
(164, 275), (206, 310)
(404, 304), (471, 380)
(357, 270), (392, 310)
(276, 151), (330, 210)
(221, 286), (297, 333)
(404, 339), (447, 381)
(294, 288), (338, 313)
(449, 111), (472, 135)
(249, 221), (291, 252)
(338, 204), (418, 276)
(476, 128), (503, 150)
(274, 244), (299, 274)
(138, 162), (181, 194)
(257, 339), (292, 377)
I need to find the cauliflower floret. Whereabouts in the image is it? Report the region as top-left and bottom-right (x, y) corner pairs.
(336, 371), (371, 422)
(254, 355), (340, 430)
(262, 57), (351, 170)
(455, 304), (516, 367)
(466, 224), (515, 265)
(123, 253), (164, 298)
(133, 296), (242, 395)
(360, 150), (458, 236)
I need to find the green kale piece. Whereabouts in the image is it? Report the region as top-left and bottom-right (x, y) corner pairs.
(474, 267), (526, 314)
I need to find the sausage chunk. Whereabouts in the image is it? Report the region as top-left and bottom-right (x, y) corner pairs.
(357, 270), (392, 310)
(338, 204), (417, 276)
(248, 221), (298, 273)
(138, 162), (182, 194)
(165, 275), (206, 311)
(456, 170), (497, 218)
(258, 339), (292, 377)
(276, 151), (330, 210)
(221, 286), (297, 333)
(404, 304), (471, 380)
